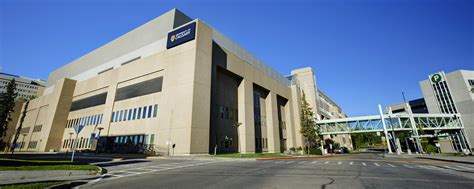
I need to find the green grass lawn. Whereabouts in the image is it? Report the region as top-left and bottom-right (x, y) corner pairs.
(213, 153), (288, 158)
(0, 158), (99, 171)
(1, 182), (64, 189)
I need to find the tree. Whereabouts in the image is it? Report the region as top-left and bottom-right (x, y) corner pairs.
(300, 92), (318, 153)
(0, 79), (17, 141)
(11, 95), (36, 153)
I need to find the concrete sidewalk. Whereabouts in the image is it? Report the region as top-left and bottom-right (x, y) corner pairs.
(0, 170), (100, 186)
(417, 155), (474, 164)
(384, 153), (474, 164)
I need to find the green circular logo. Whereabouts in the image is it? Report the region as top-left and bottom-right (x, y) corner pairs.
(431, 73), (442, 83)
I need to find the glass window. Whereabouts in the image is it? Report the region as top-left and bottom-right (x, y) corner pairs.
(153, 104), (158, 117)
(147, 105), (152, 118)
(92, 115), (96, 125)
(138, 135), (143, 143)
(124, 110), (128, 121)
(137, 108), (142, 120)
(99, 114), (103, 124)
(150, 134), (155, 144)
(114, 111), (119, 122)
(119, 110), (123, 122)
(128, 109), (132, 120)
(111, 112), (115, 122)
(142, 106), (147, 119)
(133, 108), (137, 120)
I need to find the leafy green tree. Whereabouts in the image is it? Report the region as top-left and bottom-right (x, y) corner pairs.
(0, 79), (17, 140)
(300, 92), (318, 152)
(11, 95), (37, 153)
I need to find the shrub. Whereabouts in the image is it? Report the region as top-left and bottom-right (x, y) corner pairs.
(333, 142), (341, 149)
(424, 144), (438, 154)
(296, 146), (303, 151)
(304, 148), (322, 155)
(289, 147), (296, 151)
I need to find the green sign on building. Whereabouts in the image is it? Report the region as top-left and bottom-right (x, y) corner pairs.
(430, 73), (443, 84)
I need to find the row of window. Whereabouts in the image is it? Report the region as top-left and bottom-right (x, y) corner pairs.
(217, 105), (238, 121)
(66, 114), (104, 128)
(15, 141), (37, 149)
(111, 104), (158, 123)
(63, 137), (91, 149)
(256, 137), (268, 149)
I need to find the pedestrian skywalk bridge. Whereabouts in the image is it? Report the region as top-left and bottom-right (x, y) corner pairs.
(315, 113), (463, 135)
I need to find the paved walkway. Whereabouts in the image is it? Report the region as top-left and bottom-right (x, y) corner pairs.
(0, 170), (99, 185)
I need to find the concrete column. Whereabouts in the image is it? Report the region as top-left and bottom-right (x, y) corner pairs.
(266, 92), (281, 153)
(290, 85), (304, 148)
(237, 79), (255, 153)
(40, 78), (77, 152)
(283, 100), (293, 151)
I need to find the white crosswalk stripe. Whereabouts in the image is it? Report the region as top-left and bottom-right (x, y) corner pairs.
(286, 161), (295, 164)
(362, 162), (367, 166)
(298, 161), (306, 164)
(338, 162), (342, 165)
(403, 164), (414, 168)
(374, 163), (380, 167)
(349, 162), (353, 165)
(324, 161), (330, 164)
(312, 161), (318, 164)
(387, 164), (396, 167)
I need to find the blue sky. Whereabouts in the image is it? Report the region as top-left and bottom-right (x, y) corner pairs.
(1, 0), (473, 116)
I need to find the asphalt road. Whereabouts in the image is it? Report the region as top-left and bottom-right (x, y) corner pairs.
(80, 153), (474, 189)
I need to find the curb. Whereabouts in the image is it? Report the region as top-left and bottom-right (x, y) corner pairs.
(417, 157), (474, 165)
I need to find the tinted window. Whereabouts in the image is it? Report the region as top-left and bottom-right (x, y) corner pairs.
(70, 92), (107, 111)
(115, 77), (163, 101)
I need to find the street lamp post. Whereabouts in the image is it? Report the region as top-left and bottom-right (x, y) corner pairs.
(95, 127), (104, 153)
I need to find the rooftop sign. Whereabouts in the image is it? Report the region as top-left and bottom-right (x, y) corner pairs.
(166, 22), (196, 49)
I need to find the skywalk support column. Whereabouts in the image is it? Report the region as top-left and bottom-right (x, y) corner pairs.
(266, 91), (281, 153)
(238, 79), (255, 153)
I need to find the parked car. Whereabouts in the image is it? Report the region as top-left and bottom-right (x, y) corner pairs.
(334, 147), (350, 154)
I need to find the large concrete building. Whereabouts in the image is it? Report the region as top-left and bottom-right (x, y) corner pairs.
(420, 70), (474, 149)
(10, 9), (347, 155)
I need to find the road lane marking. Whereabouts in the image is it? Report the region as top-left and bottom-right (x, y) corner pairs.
(387, 164), (396, 167)
(286, 161), (295, 164)
(362, 162), (366, 166)
(338, 162), (342, 165)
(374, 163), (380, 167)
(312, 161), (318, 164)
(275, 161), (284, 163)
(298, 161), (306, 164)
(403, 165), (414, 169)
(349, 162), (353, 165)
(324, 161), (330, 164)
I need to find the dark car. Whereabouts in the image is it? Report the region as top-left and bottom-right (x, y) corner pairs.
(334, 147), (350, 154)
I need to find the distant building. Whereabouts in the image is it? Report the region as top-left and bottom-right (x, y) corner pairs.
(420, 70), (474, 148)
(0, 72), (46, 98)
(390, 98), (428, 114)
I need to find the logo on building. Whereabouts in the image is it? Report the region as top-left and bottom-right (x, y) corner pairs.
(166, 22), (196, 49)
(430, 73), (443, 84)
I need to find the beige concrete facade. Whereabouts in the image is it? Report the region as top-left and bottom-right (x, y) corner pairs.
(10, 9), (348, 155)
(420, 70), (474, 149)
